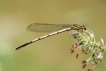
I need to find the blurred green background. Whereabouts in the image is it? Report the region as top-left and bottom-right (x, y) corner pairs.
(0, 0), (106, 71)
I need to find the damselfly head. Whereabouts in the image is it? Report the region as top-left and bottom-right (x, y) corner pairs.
(72, 24), (86, 30)
(82, 25), (86, 30)
(72, 24), (86, 33)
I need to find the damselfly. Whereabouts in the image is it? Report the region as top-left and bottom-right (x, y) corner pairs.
(15, 23), (86, 50)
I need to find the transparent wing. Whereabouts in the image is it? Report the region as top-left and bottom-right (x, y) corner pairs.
(26, 23), (72, 32)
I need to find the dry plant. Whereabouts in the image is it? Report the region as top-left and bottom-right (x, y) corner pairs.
(69, 27), (106, 71)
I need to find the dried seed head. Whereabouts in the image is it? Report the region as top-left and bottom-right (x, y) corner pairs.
(88, 69), (92, 71)
(82, 64), (86, 69)
(82, 60), (87, 64)
(76, 53), (79, 58)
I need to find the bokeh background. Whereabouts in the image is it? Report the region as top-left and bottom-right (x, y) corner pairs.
(0, 0), (106, 71)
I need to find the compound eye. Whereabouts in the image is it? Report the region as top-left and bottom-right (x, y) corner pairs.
(84, 28), (86, 30)
(82, 25), (86, 30)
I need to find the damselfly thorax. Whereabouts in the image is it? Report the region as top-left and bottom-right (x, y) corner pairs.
(15, 23), (86, 50)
